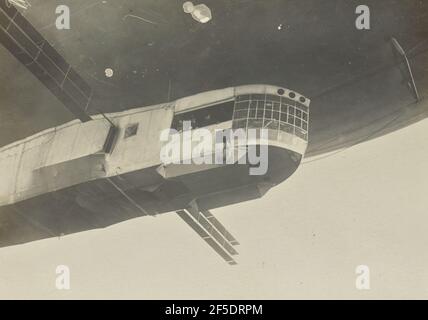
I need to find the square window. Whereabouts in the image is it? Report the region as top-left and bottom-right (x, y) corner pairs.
(249, 101), (258, 110)
(280, 105), (287, 114)
(299, 104), (309, 113)
(235, 101), (249, 111)
(124, 123), (139, 138)
(273, 111), (280, 120)
(234, 110), (248, 120)
(303, 112), (308, 121)
(303, 121), (308, 131)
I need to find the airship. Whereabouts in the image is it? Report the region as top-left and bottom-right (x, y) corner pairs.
(0, 1), (426, 264)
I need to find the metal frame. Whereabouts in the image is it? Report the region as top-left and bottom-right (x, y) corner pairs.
(232, 93), (310, 141)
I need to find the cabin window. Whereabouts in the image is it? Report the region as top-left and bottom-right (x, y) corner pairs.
(232, 94), (310, 141)
(124, 123), (139, 138)
(171, 100), (235, 131)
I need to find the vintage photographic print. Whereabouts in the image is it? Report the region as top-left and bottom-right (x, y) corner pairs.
(0, 0), (427, 302)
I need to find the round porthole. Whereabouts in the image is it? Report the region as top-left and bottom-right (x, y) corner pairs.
(277, 88), (285, 95)
(299, 96), (306, 103)
(289, 92), (296, 98)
